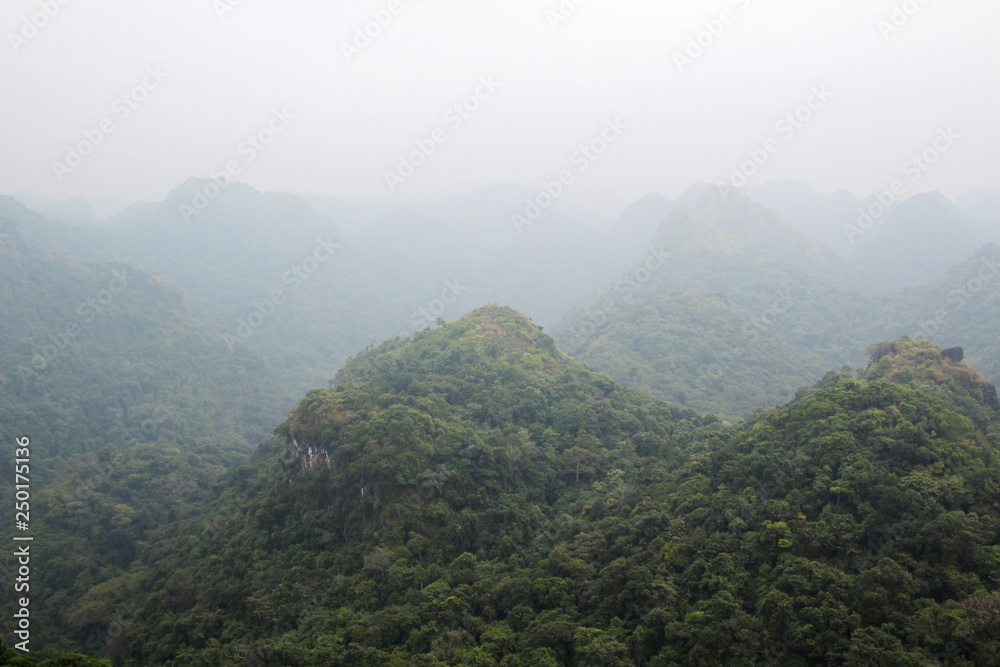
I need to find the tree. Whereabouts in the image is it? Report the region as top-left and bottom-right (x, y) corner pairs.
(564, 447), (595, 483)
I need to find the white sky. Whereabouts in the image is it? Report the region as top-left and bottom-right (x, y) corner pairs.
(1, 0), (997, 204)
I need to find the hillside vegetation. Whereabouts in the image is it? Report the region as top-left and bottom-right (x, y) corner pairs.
(87, 306), (1000, 666)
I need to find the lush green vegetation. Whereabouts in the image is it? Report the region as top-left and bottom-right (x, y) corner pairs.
(5, 186), (1000, 664)
(0, 218), (283, 660)
(76, 307), (998, 665)
(556, 287), (831, 418)
(0, 219), (282, 483)
(1, 183), (644, 397)
(0, 639), (110, 666)
(552, 192), (898, 419)
(553, 193), (1000, 421)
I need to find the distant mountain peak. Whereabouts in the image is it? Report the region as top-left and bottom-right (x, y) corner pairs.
(693, 184), (750, 209)
(672, 181), (718, 208)
(460, 302), (536, 328)
(649, 186), (830, 265)
(159, 177), (260, 212)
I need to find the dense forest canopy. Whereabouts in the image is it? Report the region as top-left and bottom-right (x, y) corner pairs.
(2, 181), (999, 665)
(13, 306), (989, 666)
(4, 2), (999, 663)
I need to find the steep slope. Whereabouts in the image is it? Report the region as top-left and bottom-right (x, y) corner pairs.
(557, 288), (830, 419)
(552, 189), (893, 418)
(108, 305), (716, 665)
(742, 179), (859, 257)
(0, 219), (282, 480)
(887, 244), (1000, 385)
(87, 311), (1000, 665)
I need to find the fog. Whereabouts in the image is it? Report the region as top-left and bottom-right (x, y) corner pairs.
(2, 0), (998, 206)
(6, 4), (1000, 663)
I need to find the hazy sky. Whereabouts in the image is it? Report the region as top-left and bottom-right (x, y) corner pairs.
(1, 0), (997, 205)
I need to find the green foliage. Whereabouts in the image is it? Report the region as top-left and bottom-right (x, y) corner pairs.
(0, 220), (284, 486)
(92, 324), (1000, 665)
(8, 184), (1000, 664)
(0, 639), (110, 666)
(555, 288), (830, 419)
(0, 219), (284, 658)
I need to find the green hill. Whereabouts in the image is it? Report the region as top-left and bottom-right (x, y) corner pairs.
(887, 244), (1000, 386)
(557, 287), (829, 418)
(0, 218), (285, 657)
(0, 218), (282, 480)
(78, 307), (1000, 666)
(552, 189), (895, 419)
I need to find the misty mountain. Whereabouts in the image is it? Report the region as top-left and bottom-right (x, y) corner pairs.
(3, 3), (997, 664)
(742, 180), (860, 257)
(958, 186), (1000, 241)
(55, 309), (1000, 665)
(11, 191), (132, 226)
(889, 243), (1000, 384)
(0, 218), (281, 483)
(609, 192), (674, 259)
(552, 188), (893, 418)
(845, 192), (988, 295)
(3, 181), (676, 399)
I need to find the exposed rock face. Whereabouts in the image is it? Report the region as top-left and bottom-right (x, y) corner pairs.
(291, 437), (330, 469)
(986, 384), (998, 409)
(941, 347), (964, 363)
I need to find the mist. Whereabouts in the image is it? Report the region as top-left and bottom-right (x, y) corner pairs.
(2, 0), (998, 205)
(3, 2), (1000, 664)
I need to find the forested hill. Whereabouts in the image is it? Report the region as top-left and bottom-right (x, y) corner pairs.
(0, 217), (288, 662)
(552, 189), (1000, 422)
(97, 306), (1000, 665)
(889, 243), (1000, 385)
(0, 219), (282, 482)
(552, 189), (892, 419)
